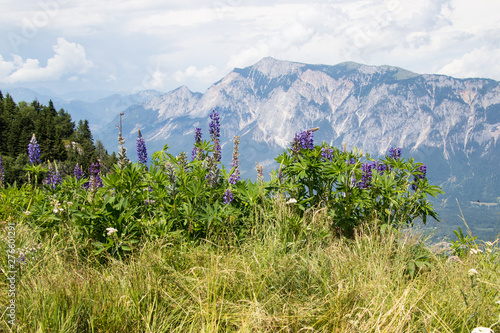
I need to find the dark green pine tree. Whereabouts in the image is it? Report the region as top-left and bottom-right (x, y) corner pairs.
(2, 94), (17, 156)
(74, 119), (97, 171)
(53, 108), (75, 162)
(38, 101), (59, 160)
(3, 93), (16, 120)
(0, 91), (5, 155)
(56, 108), (75, 139)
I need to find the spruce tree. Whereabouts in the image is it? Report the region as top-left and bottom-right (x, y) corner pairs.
(75, 119), (97, 171)
(0, 91), (5, 154)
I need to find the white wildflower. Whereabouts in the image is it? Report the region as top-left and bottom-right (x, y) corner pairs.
(53, 208), (59, 214)
(24, 211), (31, 216)
(286, 198), (297, 204)
(468, 268), (479, 276)
(471, 327), (494, 333)
(485, 241), (493, 247)
(106, 227), (118, 236)
(470, 248), (483, 254)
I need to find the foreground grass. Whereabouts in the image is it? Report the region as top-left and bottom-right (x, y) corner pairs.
(1, 203), (500, 332)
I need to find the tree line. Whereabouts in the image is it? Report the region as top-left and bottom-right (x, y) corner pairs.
(0, 91), (117, 185)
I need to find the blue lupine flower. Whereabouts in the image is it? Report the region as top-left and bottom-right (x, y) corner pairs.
(299, 130), (314, 150)
(73, 163), (84, 181)
(376, 162), (387, 176)
(321, 147), (334, 162)
(291, 130), (314, 157)
(28, 134), (41, 165)
(44, 166), (54, 188)
(357, 161), (377, 189)
(89, 163), (103, 191)
(389, 147), (402, 161)
(44, 162), (62, 190)
(191, 127), (203, 161)
(53, 169), (62, 186)
(223, 188), (233, 204)
(136, 130), (148, 165)
(229, 136), (240, 184)
(209, 109), (221, 162)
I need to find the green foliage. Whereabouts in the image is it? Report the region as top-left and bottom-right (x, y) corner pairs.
(0, 91), (113, 186)
(272, 143), (444, 237)
(404, 243), (434, 279)
(0, 113), (446, 261)
(451, 226), (479, 257)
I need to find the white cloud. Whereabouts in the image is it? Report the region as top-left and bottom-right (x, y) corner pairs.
(0, 38), (93, 83)
(437, 47), (500, 79)
(145, 68), (168, 90)
(128, 8), (219, 32)
(174, 65), (218, 82)
(1, 0), (500, 93)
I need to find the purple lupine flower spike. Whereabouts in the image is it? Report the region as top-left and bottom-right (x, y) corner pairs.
(44, 164), (54, 188)
(291, 128), (316, 157)
(223, 188), (233, 204)
(228, 136), (240, 184)
(53, 167), (62, 187)
(209, 109), (221, 162)
(191, 127), (203, 161)
(357, 161), (376, 189)
(321, 147), (334, 162)
(44, 162), (62, 190)
(389, 147), (402, 160)
(136, 129), (148, 165)
(376, 162), (387, 176)
(73, 163), (84, 181)
(299, 130), (314, 150)
(28, 134), (41, 165)
(89, 162), (103, 191)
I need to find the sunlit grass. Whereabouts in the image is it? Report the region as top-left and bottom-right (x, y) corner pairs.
(1, 199), (499, 332)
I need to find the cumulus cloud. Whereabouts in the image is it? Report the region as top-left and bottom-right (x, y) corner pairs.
(174, 65), (218, 82)
(437, 47), (500, 79)
(0, 38), (93, 83)
(1, 0), (500, 92)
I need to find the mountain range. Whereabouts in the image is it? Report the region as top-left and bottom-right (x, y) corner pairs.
(3, 57), (500, 239)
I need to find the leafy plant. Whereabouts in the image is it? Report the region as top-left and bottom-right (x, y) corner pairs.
(271, 129), (444, 237)
(451, 227), (478, 257)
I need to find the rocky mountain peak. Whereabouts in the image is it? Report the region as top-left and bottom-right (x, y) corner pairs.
(243, 57), (305, 78)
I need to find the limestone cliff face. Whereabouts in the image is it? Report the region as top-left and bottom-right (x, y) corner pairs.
(101, 57), (500, 200)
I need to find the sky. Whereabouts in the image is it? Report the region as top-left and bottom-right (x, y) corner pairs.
(0, 0), (499, 96)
